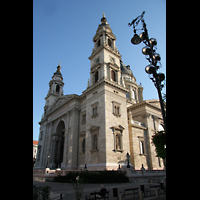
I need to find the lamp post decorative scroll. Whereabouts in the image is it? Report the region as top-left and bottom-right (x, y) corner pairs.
(128, 11), (166, 130)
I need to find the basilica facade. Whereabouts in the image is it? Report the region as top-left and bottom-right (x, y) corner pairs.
(34, 14), (165, 171)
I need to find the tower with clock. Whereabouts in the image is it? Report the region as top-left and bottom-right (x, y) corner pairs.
(88, 13), (122, 86)
(84, 13), (131, 170)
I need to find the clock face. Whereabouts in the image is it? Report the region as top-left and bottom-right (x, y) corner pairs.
(96, 57), (100, 63)
(110, 56), (115, 63)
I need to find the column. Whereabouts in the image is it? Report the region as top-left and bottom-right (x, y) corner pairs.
(142, 113), (153, 169)
(51, 138), (57, 168)
(98, 67), (101, 81)
(57, 140), (61, 161)
(113, 40), (115, 50)
(138, 85), (144, 102)
(117, 70), (120, 85)
(61, 129), (67, 169)
(129, 85), (133, 99)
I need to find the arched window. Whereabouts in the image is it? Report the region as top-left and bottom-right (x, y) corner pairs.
(140, 141), (145, 154)
(95, 71), (98, 83)
(131, 89), (135, 99)
(54, 121), (65, 167)
(108, 39), (112, 47)
(158, 124), (164, 131)
(97, 39), (101, 47)
(126, 92), (130, 98)
(56, 85), (60, 93)
(111, 70), (116, 82)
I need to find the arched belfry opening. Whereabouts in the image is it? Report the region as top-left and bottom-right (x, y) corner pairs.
(56, 85), (60, 93)
(52, 121), (65, 168)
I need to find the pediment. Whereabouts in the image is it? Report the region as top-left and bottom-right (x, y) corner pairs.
(146, 100), (161, 109)
(48, 95), (73, 113)
(112, 125), (125, 131)
(89, 126), (100, 132)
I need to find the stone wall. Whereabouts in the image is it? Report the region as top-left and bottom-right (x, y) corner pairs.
(126, 169), (166, 183)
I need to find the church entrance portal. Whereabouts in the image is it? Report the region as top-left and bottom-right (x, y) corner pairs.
(52, 121), (65, 168)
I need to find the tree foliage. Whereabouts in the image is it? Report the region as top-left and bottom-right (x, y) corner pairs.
(151, 130), (166, 159)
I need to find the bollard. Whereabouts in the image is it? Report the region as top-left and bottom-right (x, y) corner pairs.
(139, 191), (143, 200)
(119, 193), (122, 200)
(113, 188), (118, 200)
(95, 191), (96, 200)
(160, 182), (164, 190)
(155, 189), (159, 197)
(140, 185), (145, 197)
(60, 193), (62, 200)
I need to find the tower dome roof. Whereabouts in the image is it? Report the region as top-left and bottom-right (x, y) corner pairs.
(52, 62), (63, 80)
(120, 59), (134, 77)
(100, 12), (108, 25)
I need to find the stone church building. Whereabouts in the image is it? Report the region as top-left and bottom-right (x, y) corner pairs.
(34, 14), (165, 171)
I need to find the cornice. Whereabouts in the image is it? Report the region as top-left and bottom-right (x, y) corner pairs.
(45, 94), (80, 117)
(127, 100), (161, 112)
(49, 79), (64, 85)
(82, 78), (128, 95)
(103, 78), (129, 93)
(104, 45), (122, 57)
(88, 45), (121, 60)
(45, 92), (58, 100)
(88, 46), (103, 60)
(38, 118), (47, 125)
(93, 26), (116, 41)
(91, 63), (102, 72)
(129, 123), (147, 130)
(107, 62), (120, 71)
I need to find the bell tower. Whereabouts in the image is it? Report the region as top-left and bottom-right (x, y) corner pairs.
(88, 13), (122, 87)
(83, 14), (130, 171)
(44, 62), (64, 115)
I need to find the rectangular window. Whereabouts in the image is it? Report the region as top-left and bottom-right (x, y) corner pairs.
(82, 114), (86, 122)
(112, 125), (124, 152)
(37, 145), (42, 161)
(93, 107), (97, 115)
(96, 57), (100, 63)
(79, 132), (86, 155)
(112, 101), (121, 117)
(111, 70), (116, 82)
(152, 115), (156, 130)
(91, 102), (99, 118)
(81, 111), (86, 124)
(138, 136), (146, 156)
(82, 139), (85, 153)
(89, 126), (100, 153)
(40, 131), (43, 140)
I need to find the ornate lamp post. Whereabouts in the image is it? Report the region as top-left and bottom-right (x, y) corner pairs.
(46, 154), (50, 168)
(128, 11), (166, 130)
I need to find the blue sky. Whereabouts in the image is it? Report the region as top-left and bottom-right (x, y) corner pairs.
(33, 0), (166, 141)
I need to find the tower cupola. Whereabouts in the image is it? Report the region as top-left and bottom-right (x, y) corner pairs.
(52, 62), (63, 81)
(88, 13), (122, 88)
(44, 62), (64, 115)
(120, 59), (141, 104)
(100, 12), (108, 25)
